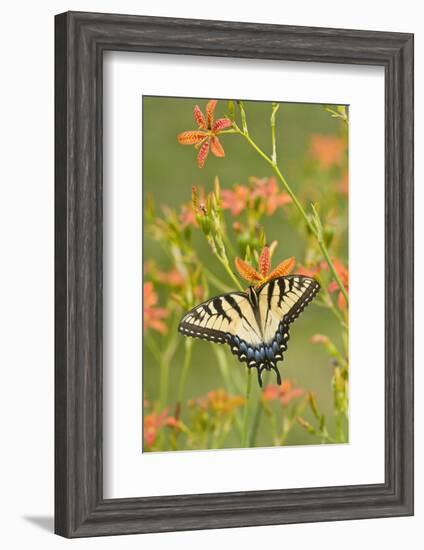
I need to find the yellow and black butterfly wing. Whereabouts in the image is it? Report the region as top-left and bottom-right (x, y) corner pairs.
(178, 275), (320, 387)
(178, 292), (263, 360)
(257, 274), (320, 361)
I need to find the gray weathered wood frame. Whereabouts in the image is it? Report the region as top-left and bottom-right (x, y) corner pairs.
(55, 11), (414, 538)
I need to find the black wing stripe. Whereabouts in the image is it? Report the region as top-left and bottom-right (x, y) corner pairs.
(213, 297), (231, 322)
(223, 294), (262, 338)
(202, 303), (213, 317)
(179, 323), (229, 344)
(178, 291), (254, 344)
(285, 279), (320, 324)
(265, 278), (276, 328)
(277, 277), (285, 307)
(223, 294), (243, 319)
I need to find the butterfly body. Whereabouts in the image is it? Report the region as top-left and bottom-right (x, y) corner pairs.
(178, 275), (320, 387)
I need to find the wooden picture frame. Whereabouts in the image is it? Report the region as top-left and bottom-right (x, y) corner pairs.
(55, 11), (414, 537)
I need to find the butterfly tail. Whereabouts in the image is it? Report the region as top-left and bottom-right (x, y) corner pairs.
(256, 362), (282, 387)
(270, 362), (282, 385)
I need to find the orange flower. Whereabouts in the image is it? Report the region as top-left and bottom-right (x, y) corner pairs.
(189, 389), (245, 414)
(144, 408), (180, 448)
(235, 245), (295, 287)
(251, 177), (292, 215)
(221, 177), (292, 217)
(310, 134), (346, 168)
(262, 380), (304, 406)
(156, 268), (185, 288)
(327, 258), (349, 310)
(221, 184), (250, 216)
(177, 100), (232, 168)
(143, 282), (168, 334)
(144, 262), (186, 289)
(208, 389), (245, 413)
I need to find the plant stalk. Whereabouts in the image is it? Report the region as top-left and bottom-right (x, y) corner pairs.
(231, 121), (349, 306)
(242, 369), (253, 446)
(177, 338), (193, 406)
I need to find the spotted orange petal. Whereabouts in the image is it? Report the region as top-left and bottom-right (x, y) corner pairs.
(235, 257), (262, 283)
(197, 140), (210, 168)
(193, 105), (206, 129)
(177, 130), (207, 145)
(206, 100), (217, 129)
(265, 256), (295, 281)
(258, 246), (270, 278)
(210, 136), (225, 158)
(212, 118), (232, 133)
(194, 138), (208, 150)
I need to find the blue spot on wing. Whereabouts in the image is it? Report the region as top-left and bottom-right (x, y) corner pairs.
(227, 319), (291, 365)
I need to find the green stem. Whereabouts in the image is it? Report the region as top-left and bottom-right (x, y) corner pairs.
(217, 129), (238, 135)
(177, 338), (193, 406)
(242, 369), (253, 446)
(324, 291), (348, 328)
(319, 430), (338, 444)
(222, 228), (237, 258)
(270, 102), (280, 164)
(213, 347), (243, 437)
(232, 122), (349, 306)
(145, 314), (180, 410)
(249, 371), (270, 446)
(146, 335), (169, 409)
(145, 334), (161, 363)
(218, 256), (244, 291)
(237, 100), (248, 133)
(318, 236), (349, 305)
(202, 266), (233, 293)
(213, 347), (240, 394)
(335, 413), (346, 443)
(159, 361), (169, 410)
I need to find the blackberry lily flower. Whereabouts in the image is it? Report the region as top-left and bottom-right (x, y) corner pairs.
(235, 245), (296, 287)
(177, 100), (232, 168)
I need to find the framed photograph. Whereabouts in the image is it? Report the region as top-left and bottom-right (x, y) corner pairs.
(55, 11), (414, 537)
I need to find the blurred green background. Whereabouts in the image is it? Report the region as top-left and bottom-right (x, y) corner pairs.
(143, 96), (348, 448)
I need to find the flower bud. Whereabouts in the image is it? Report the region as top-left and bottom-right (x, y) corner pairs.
(308, 392), (320, 420)
(227, 100), (235, 121)
(324, 225), (335, 247)
(196, 213), (211, 235)
(191, 186), (199, 210)
(296, 416), (316, 435)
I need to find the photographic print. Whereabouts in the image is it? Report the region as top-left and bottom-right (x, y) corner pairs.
(143, 97), (349, 453)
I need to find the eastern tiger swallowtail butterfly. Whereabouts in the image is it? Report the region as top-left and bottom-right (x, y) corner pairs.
(178, 275), (320, 387)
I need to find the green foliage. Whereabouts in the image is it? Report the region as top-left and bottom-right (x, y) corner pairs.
(143, 97), (349, 451)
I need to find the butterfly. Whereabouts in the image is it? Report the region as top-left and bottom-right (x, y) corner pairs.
(178, 275), (320, 387)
